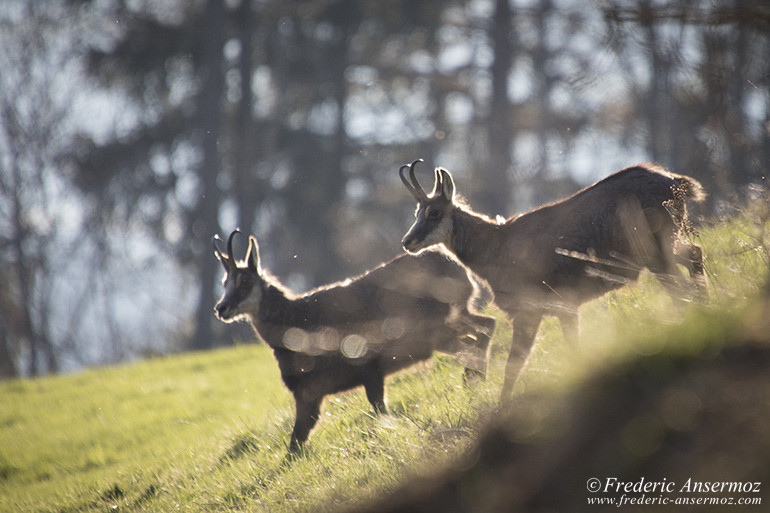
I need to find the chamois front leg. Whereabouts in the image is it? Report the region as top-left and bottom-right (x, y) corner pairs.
(362, 362), (388, 414)
(462, 313), (495, 383)
(289, 396), (322, 453)
(500, 311), (543, 406)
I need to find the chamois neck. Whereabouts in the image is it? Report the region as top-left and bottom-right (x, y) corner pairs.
(256, 283), (303, 327)
(449, 207), (501, 267)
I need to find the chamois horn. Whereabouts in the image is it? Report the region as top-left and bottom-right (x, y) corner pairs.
(399, 159), (428, 203)
(227, 229), (241, 261)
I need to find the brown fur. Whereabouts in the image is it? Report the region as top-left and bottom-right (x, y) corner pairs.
(214, 231), (496, 451)
(401, 162), (706, 403)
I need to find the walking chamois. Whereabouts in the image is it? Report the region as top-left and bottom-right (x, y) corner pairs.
(213, 230), (496, 451)
(399, 160), (706, 402)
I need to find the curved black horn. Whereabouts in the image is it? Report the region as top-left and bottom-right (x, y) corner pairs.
(408, 159), (426, 197)
(227, 229), (241, 260)
(213, 233), (234, 272)
(399, 159), (428, 202)
(212, 234), (225, 258)
(399, 164), (418, 200)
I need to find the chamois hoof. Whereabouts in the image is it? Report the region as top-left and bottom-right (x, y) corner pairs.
(286, 441), (309, 459)
(463, 367), (486, 384)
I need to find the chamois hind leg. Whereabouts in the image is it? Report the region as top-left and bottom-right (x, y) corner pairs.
(557, 310), (580, 344)
(362, 362), (388, 414)
(674, 239), (708, 300)
(643, 230), (692, 304)
(290, 396), (322, 453)
(500, 311), (543, 406)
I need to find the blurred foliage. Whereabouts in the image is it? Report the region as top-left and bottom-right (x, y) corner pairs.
(359, 327), (770, 513)
(1, 0), (768, 374)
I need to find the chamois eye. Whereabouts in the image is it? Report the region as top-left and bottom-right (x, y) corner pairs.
(239, 275), (252, 288)
(427, 208), (441, 220)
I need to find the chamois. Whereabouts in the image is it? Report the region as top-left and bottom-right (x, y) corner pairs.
(399, 160), (706, 402)
(213, 230), (496, 451)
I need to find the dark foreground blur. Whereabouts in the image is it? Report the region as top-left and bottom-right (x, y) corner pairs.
(359, 291), (770, 512)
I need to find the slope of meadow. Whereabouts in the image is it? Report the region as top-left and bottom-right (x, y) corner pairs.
(1, 201), (768, 513)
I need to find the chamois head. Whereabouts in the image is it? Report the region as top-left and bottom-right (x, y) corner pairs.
(400, 159), (457, 253)
(213, 230), (264, 322)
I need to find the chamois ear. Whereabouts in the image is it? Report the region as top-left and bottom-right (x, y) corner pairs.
(438, 168), (455, 201)
(246, 236), (262, 273)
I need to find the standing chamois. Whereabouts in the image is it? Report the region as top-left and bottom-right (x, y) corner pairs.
(399, 160), (706, 402)
(213, 230), (496, 451)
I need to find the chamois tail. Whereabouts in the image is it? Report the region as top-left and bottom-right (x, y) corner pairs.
(675, 176), (706, 203)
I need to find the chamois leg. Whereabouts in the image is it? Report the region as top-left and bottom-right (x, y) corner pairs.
(674, 240), (708, 300)
(626, 200), (687, 299)
(474, 313), (497, 342)
(557, 310), (580, 344)
(651, 263), (688, 304)
(289, 397), (322, 453)
(639, 229), (691, 304)
(362, 362), (388, 414)
(462, 312), (496, 382)
(650, 235), (709, 307)
(500, 311), (543, 405)
(463, 369), (486, 383)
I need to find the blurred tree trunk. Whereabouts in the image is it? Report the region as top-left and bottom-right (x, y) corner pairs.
(530, 0), (554, 207)
(701, 29), (735, 198)
(481, 0), (514, 215)
(190, 0), (226, 351)
(297, 32), (347, 284)
(279, 6), (353, 286)
(640, 0), (667, 163)
(726, 1), (750, 187)
(9, 167), (41, 376)
(233, 0), (261, 233)
(0, 328), (16, 378)
(0, 4), (68, 376)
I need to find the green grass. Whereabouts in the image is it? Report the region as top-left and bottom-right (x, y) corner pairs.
(0, 345), (290, 512)
(2, 204), (768, 512)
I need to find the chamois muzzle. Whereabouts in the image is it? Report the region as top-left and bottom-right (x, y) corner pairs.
(402, 229), (424, 253)
(215, 301), (235, 320)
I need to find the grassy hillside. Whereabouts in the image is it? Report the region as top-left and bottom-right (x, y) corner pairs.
(0, 344), (291, 512)
(1, 342), (503, 512)
(2, 202), (768, 513)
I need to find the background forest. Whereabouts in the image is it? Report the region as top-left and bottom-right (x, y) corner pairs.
(1, 0), (768, 378)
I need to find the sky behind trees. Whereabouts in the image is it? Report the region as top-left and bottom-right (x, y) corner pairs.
(1, 0), (768, 377)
